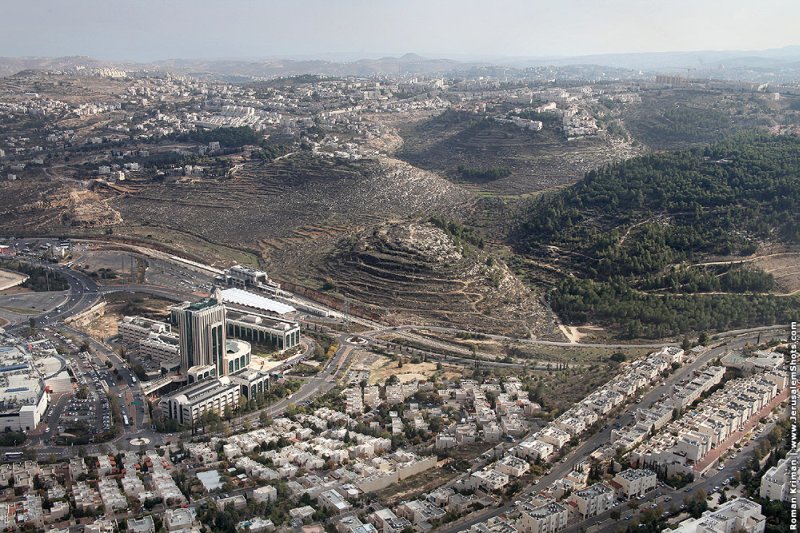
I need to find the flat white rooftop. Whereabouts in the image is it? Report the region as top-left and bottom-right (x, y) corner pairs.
(221, 287), (295, 315)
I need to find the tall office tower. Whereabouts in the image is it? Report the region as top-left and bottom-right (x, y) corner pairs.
(170, 289), (227, 378)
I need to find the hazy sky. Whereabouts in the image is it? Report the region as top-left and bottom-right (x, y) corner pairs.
(2, 0), (798, 61)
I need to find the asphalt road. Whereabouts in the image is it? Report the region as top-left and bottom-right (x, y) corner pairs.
(567, 417), (782, 532)
(227, 335), (356, 430)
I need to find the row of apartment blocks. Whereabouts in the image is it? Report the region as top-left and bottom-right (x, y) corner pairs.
(461, 470), (655, 533)
(631, 370), (786, 476)
(602, 366), (726, 458)
(463, 347), (739, 533)
(513, 347), (686, 463)
(468, 491), (767, 533)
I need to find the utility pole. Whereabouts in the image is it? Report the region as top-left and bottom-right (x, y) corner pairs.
(342, 297), (350, 331)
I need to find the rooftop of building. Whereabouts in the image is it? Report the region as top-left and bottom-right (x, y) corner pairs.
(186, 297), (221, 311)
(527, 501), (567, 518)
(575, 482), (613, 498)
(616, 468), (656, 481)
(221, 287), (295, 315)
(163, 376), (237, 404)
(226, 339), (251, 357)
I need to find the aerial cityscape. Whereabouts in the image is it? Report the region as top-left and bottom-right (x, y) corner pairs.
(0, 1), (797, 532)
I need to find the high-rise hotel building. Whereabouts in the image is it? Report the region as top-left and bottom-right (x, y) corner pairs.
(170, 289), (227, 378)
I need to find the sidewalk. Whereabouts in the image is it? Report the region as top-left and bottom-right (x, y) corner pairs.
(693, 386), (789, 472)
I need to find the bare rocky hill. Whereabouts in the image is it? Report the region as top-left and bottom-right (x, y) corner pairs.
(322, 221), (557, 337)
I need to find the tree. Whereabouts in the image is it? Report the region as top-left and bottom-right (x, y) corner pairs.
(610, 353), (627, 363)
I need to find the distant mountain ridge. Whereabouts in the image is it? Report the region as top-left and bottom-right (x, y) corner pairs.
(0, 53), (486, 79)
(1, 45), (799, 81)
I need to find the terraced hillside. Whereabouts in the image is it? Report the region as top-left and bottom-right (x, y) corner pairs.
(397, 110), (634, 196)
(107, 154), (473, 268)
(322, 221), (557, 337)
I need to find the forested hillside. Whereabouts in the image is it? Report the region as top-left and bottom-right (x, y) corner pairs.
(516, 134), (800, 338)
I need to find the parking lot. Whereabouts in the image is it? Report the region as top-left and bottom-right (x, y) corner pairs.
(46, 332), (115, 443)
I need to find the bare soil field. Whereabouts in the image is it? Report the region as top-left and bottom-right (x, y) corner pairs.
(557, 324), (606, 343)
(367, 353), (463, 385)
(77, 291), (173, 341)
(413, 328), (652, 365)
(750, 252), (800, 294)
(0, 269), (28, 291)
(72, 248), (147, 284)
(0, 286), (33, 295)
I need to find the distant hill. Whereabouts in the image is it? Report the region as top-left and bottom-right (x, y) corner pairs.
(503, 45), (800, 70)
(3, 45), (799, 81)
(0, 55), (113, 77)
(0, 54), (487, 79)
